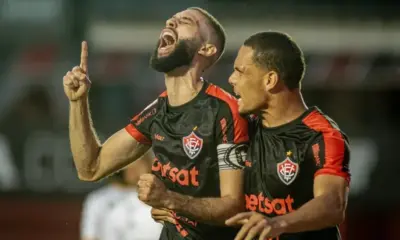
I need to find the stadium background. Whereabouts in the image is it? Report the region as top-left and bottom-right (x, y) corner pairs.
(0, 0), (398, 239)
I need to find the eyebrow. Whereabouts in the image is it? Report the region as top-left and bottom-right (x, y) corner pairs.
(180, 16), (195, 25)
(172, 15), (195, 24)
(234, 67), (243, 73)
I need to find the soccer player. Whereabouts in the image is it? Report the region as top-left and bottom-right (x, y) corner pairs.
(63, 7), (248, 240)
(80, 150), (162, 240)
(225, 31), (350, 240)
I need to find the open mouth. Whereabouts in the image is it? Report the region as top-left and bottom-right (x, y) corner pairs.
(158, 29), (177, 54)
(234, 90), (242, 103)
(233, 90), (240, 98)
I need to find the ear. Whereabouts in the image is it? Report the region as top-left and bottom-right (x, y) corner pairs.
(198, 43), (217, 58)
(263, 71), (279, 91)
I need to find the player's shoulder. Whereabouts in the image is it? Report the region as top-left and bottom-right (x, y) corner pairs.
(145, 91), (167, 110)
(145, 90), (168, 108)
(205, 83), (239, 112)
(131, 91), (167, 122)
(302, 107), (346, 137)
(205, 83), (238, 104)
(158, 90), (168, 99)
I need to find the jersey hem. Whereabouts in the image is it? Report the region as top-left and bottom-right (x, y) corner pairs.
(314, 169), (350, 184)
(125, 124), (152, 145)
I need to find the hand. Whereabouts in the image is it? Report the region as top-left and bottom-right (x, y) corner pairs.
(138, 174), (169, 208)
(226, 212), (287, 240)
(151, 207), (176, 225)
(63, 41), (91, 101)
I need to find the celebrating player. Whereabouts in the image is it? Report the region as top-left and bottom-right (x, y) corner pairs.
(63, 7), (249, 240)
(225, 31), (350, 240)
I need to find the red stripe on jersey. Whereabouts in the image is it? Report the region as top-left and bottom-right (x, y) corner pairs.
(125, 124), (151, 145)
(205, 84), (249, 143)
(160, 91), (167, 97)
(314, 168), (349, 179)
(302, 110), (350, 182)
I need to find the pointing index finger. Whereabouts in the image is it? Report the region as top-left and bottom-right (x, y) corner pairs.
(80, 41), (88, 73)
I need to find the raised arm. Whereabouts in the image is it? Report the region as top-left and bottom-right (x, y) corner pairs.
(64, 42), (151, 181)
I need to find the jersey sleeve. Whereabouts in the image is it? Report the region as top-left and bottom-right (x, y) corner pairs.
(124, 99), (159, 145)
(80, 194), (101, 239)
(215, 101), (249, 170)
(310, 134), (351, 183)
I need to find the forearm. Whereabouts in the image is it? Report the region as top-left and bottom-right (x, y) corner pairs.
(275, 193), (345, 233)
(69, 98), (101, 180)
(166, 191), (244, 225)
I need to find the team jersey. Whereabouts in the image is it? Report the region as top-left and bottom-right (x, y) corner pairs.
(244, 107), (350, 240)
(125, 81), (249, 240)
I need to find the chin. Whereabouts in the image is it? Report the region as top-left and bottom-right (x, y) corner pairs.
(239, 103), (258, 116)
(150, 36), (198, 73)
(238, 102), (246, 114)
(238, 106), (250, 115)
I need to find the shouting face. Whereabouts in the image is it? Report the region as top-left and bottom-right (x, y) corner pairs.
(229, 46), (270, 115)
(150, 9), (218, 73)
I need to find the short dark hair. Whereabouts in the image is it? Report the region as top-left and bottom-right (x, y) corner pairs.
(188, 7), (226, 63)
(244, 31), (305, 89)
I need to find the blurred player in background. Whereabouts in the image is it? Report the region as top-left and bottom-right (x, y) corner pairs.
(80, 150), (162, 240)
(64, 7), (249, 240)
(225, 31), (350, 240)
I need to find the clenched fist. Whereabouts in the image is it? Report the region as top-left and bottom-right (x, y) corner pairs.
(138, 174), (169, 208)
(63, 41), (91, 101)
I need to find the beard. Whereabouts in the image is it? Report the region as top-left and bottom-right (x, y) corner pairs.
(150, 38), (199, 73)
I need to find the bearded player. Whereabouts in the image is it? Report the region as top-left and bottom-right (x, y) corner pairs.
(63, 7), (249, 240)
(225, 31), (350, 240)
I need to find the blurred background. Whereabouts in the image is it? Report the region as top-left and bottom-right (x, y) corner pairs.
(0, 0), (399, 239)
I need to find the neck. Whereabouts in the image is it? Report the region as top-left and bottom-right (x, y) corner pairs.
(164, 67), (204, 107)
(260, 89), (308, 128)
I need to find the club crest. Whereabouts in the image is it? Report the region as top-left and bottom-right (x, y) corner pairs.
(182, 131), (203, 159)
(277, 156), (299, 185)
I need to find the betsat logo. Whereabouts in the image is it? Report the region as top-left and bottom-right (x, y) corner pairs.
(245, 193), (294, 216)
(152, 158), (199, 187)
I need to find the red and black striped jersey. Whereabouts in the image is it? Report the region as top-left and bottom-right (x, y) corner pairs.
(245, 107), (350, 240)
(125, 81), (249, 240)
